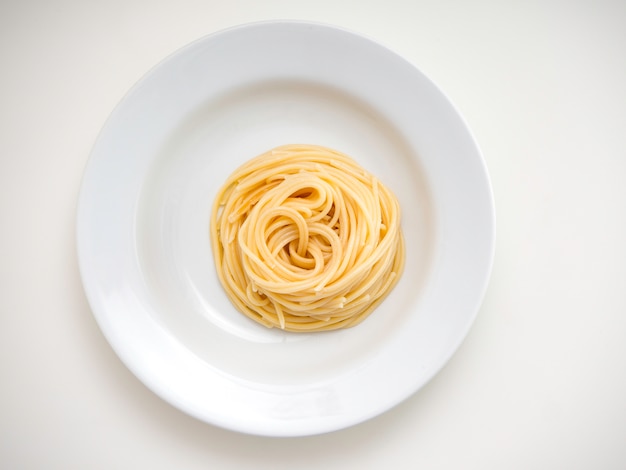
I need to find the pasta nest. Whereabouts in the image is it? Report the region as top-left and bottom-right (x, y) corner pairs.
(211, 144), (404, 332)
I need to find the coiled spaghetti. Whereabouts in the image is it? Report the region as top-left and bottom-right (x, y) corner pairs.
(210, 144), (404, 332)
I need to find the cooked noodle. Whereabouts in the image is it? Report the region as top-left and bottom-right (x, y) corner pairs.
(210, 144), (404, 332)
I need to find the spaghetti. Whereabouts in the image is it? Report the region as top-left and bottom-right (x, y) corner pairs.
(210, 144), (404, 332)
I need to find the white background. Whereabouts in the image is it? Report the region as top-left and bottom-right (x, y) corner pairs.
(2, 0), (625, 468)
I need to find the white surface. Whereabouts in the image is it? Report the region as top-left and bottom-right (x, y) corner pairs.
(76, 22), (494, 436)
(1, 0), (625, 467)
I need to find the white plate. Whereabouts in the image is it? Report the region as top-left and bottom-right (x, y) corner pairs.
(77, 21), (495, 436)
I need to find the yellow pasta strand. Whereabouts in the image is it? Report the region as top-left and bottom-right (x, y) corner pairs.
(210, 144), (405, 332)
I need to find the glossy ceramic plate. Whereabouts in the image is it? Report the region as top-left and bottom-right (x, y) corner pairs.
(76, 21), (495, 436)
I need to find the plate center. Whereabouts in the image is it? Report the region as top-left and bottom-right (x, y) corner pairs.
(136, 80), (434, 385)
